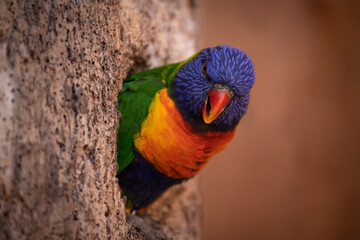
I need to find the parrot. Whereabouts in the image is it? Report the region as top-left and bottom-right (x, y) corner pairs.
(117, 45), (255, 213)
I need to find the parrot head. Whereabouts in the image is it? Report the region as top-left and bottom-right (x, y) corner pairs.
(171, 45), (255, 133)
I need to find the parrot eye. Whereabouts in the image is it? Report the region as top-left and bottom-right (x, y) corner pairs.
(201, 62), (207, 78)
(239, 91), (250, 99)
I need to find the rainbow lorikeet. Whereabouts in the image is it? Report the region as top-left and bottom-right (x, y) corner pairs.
(117, 45), (255, 212)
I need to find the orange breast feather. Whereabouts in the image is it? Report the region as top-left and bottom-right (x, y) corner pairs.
(134, 89), (235, 179)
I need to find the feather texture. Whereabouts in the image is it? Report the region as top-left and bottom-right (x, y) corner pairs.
(117, 45), (255, 211)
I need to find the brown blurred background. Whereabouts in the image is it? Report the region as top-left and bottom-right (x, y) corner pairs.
(198, 0), (360, 239)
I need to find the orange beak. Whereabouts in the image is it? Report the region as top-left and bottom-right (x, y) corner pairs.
(202, 86), (232, 124)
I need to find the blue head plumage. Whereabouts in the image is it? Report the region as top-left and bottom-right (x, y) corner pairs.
(170, 45), (255, 133)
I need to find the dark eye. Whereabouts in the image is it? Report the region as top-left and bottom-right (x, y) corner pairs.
(239, 91), (250, 99)
(201, 62), (207, 78)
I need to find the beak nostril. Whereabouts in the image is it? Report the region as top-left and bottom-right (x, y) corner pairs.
(214, 83), (234, 99)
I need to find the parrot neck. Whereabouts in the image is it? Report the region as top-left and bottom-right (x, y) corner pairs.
(134, 89), (236, 179)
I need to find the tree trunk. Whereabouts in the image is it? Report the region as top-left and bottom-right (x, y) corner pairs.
(0, 0), (200, 239)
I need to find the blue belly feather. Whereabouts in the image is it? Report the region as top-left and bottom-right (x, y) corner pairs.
(117, 152), (186, 211)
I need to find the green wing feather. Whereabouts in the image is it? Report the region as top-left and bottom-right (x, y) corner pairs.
(117, 53), (199, 173)
(117, 63), (180, 173)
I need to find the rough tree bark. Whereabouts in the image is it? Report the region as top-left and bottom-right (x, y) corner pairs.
(0, 0), (200, 239)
